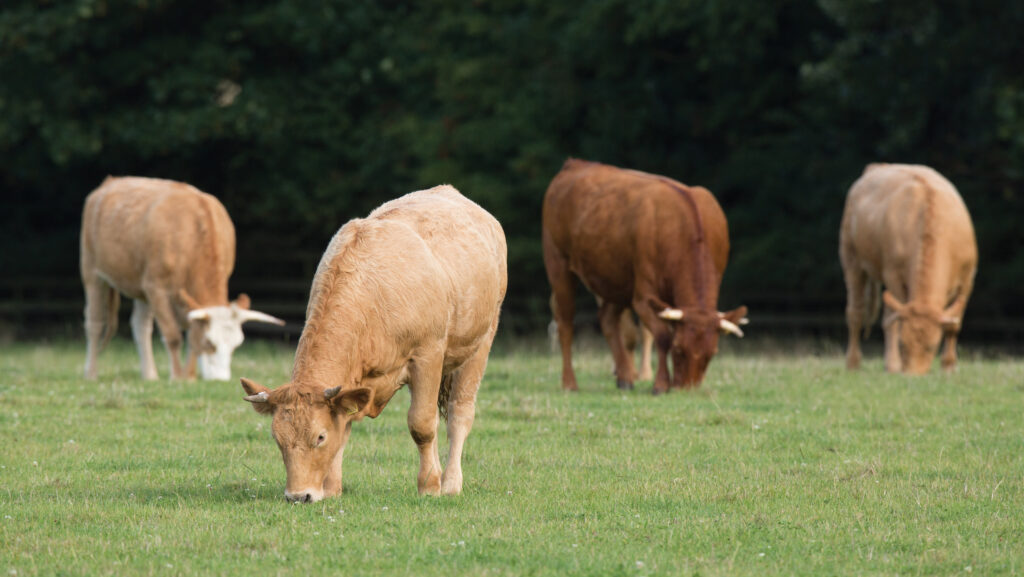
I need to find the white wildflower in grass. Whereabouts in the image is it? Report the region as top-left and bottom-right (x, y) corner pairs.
(32, 461), (37, 466)
(759, 553), (766, 558)
(635, 561), (644, 568)
(382, 506), (388, 511)
(327, 516), (335, 523)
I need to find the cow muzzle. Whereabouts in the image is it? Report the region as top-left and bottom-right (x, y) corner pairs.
(284, 488), (324, 504)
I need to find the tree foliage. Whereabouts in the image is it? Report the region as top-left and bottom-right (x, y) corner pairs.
(2, 0), (1021, 329)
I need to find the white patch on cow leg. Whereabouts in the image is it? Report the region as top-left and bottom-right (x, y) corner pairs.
(638, 327), (654, 381)
(131, 299), (158, 380)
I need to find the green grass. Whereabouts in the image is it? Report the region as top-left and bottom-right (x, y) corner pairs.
(1, 340), (1022, 576)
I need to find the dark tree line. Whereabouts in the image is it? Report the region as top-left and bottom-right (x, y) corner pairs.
(2, 0), (1022, 333)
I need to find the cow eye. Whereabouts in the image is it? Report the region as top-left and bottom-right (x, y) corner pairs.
(316, 433), (326, 446)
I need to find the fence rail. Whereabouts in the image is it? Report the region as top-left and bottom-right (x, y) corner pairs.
(2, 277), (1022, 343)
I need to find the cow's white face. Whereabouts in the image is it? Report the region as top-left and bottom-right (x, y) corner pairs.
(188, 301), (285, 381)
(197, 305), (246, 380)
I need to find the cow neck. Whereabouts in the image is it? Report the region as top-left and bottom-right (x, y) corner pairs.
(908, 174), (943, 309)
(188, 199), (230, 307)
(655, 176), (711, 312)
(291, 260), (365, 388)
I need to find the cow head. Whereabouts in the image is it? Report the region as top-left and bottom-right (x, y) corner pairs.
(186, 294), (285, 381)
(655, 301), (748, 386)
(882, 291), (959, 374)
(240, 377), (374, 503)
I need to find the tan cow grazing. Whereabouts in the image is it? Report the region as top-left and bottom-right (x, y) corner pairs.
(239, 185), (507, 503)
(840, 163), (977, 374)
(543, 159), (747, 393)
(80, 177), (284, 381)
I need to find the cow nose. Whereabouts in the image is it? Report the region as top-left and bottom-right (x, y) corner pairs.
(284, 490), (312, 503)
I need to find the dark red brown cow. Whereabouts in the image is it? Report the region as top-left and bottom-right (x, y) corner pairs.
(542, 159), (747, 393)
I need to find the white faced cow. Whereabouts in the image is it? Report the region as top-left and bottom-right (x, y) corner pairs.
(80, 176), (284, 381)
(240, 185), (507, 503)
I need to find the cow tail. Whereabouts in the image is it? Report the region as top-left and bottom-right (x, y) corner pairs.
(863, 280), (881, 340)
(437, 371), (455, 421)
(98, 290), (121, 353)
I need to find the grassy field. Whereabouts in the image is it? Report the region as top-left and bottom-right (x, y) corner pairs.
(1, 339), (1022, 576)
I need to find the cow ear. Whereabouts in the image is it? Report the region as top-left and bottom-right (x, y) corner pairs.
(241, 377), (274, 416)
(326, 386), (374, 421)
(882, 291), (906, 314)
(720, 306), (748, 326)
(233, 293), (251, 310)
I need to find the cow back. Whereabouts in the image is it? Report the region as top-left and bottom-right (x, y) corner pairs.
(80, 177), (234, 306)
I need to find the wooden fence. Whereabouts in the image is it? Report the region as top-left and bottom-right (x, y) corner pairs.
(2, 277), (1022, 345)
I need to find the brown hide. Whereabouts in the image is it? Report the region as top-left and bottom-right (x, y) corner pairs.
(241, 185), (507, 502)
(80, 177), (236, 379)
(543, 159), (745, 393)
(840, 163), (977, 374)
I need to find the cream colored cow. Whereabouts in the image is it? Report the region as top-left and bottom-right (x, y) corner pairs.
(840, 163), (977, 374)
(80, 177), (284, 381)
(240, 185), (507, 502)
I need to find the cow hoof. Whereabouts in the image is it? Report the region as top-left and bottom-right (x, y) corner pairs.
(651, 386), (668, 396)
(562, 384), (579, 392)
(616, 379), (634, 391)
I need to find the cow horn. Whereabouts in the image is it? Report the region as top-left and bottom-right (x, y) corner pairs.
(718, 311), (750, 326)
(658, 308), (684, 321)
(239, 309), (287, 326)
(324, 386), (342, 400)
(188, 308), (211, 322)
(719, 318), (744, 337)
(244, 391), (269, 403)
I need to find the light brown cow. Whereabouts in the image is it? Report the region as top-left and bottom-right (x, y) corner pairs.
(543, 159), (747, 393)
(80, 177), (284, 381)
(840, 163), (977, 374)
(240, 185), (507, 503)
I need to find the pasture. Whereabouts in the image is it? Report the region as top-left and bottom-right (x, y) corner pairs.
(1, 340), (1022, 576)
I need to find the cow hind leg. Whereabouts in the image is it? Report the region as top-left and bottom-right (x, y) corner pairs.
(440, 341), (492, 496)
(131, 299), (159, 380)
(598, 301), (635, 390)
(843, 265), (868, 370)
(408, 348), (444, 496)
(548, 274), (578, 391)
(83, 279), (119, 379)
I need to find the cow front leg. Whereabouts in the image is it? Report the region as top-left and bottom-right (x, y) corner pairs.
(941, 331), (959, 371)
(148, 290), (187, 380)
(882, 313), (902, 373)
(408, 350), (444, 496)
(638, 325), (654, 381)
(632, 301), (671, 394)
(598, 301), (635, 390)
